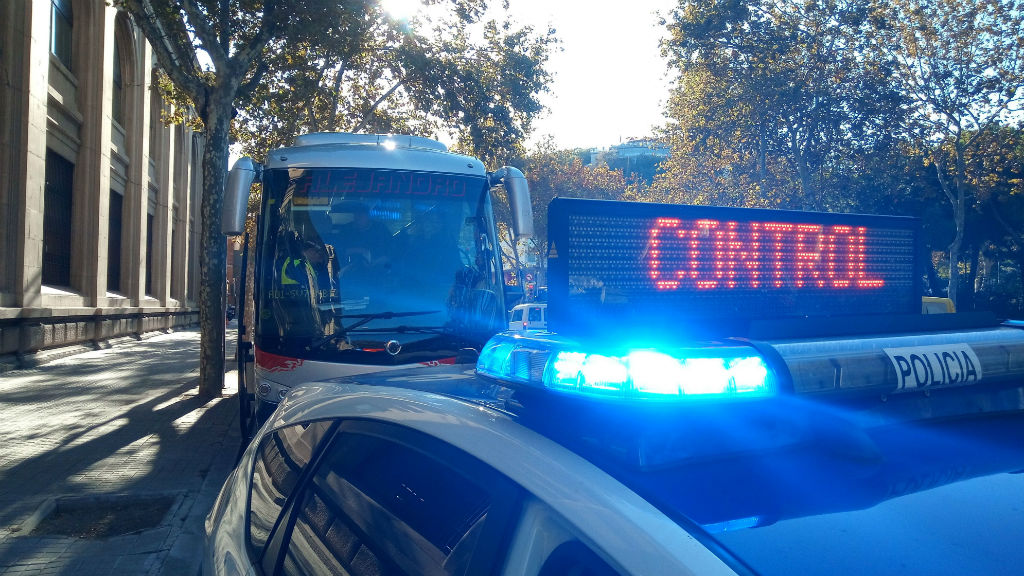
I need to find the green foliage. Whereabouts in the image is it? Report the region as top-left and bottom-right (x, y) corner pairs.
(652, 0), (1024, 313)
(498, 138), (655, 273)
(867, 0), (1024, 306)
(153, 71), (204, 131)
(233, 2), (556, 166)
(659, 0), (909, 212)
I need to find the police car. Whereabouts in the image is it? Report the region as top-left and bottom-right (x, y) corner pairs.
(204, 199), (1024, 575)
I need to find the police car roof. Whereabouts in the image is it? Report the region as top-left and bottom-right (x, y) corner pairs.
(275, 362), (1024, 576)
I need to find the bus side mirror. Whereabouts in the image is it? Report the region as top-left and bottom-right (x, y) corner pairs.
(222, 157), (259, 235)
(491, 166), (534, 239)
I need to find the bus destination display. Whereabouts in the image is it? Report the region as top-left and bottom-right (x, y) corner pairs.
(546, 198), (920, 336)
(288, 168), (478, 199)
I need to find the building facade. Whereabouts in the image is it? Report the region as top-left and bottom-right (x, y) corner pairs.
(0, 0), (203, 370)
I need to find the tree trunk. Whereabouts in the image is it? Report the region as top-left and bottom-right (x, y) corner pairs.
(1019, 258), (1024, 317)
(197, 94), (232, 398)
(947, 222), (963, 307)
(934, 147), (964, 307)
(965, 244), (979, 311)
(947, 145), (968, 308)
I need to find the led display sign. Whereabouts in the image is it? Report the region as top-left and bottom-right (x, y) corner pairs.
(546, 199), (920, 338)
(287, 168), (479, 198)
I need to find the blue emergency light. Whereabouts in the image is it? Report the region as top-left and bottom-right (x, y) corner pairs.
(476, 332), (776, 400)
(483, 198), (1024, 422)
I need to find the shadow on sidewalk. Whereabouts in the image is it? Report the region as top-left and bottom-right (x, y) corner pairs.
(0, 330), (242, 575)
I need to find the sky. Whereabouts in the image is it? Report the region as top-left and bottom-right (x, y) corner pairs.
(499, 0), (678, 150)
(384, 0), (679, 151)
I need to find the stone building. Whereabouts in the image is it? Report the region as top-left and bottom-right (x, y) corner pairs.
(0, 0), (203, 370)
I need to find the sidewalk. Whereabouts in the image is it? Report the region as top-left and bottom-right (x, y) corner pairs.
(0, 326), (241, 575)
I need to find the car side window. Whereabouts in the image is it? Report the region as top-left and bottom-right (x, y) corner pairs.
(538, 541), (620, 576)
(528, 307), (543, 322)
(248, 420), (335, 559)
(276, 423), (516, 576)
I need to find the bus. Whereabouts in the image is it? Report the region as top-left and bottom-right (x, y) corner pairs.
(222, 132), (533, 440)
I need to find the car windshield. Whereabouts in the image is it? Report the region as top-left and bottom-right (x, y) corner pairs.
(255, 167), (505, 363)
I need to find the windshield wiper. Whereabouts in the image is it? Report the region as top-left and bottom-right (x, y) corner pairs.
(345, 325), (448, 334)
(340, 310), (439, 332)
(310, 311), (439, 349)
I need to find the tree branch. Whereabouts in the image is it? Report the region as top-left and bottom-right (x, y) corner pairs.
(179, 0), (228, 71)
(229, 0), (281, 81)
(327, 62), (347, 128)
(353, 76), (407, 132)
(123, 0), (206, 106)
(933, 153), (957, 208)
(219, 0), (231, 54)
(238, 57), (270, 96)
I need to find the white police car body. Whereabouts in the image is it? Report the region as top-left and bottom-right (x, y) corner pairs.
(205, 199), (1024, 575)
(204, 368), (739, 576)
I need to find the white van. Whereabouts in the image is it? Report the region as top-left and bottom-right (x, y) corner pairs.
(509, 303), (547, 331)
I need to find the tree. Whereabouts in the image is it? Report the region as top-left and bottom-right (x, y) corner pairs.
(120, 1), (554, 398)
(233, 5), (555, 166)
(659, 0), (907, 211)
(961, 125), (1024, 313)
(867, 0), (1024, 307)
(504, 138), (635, 278)
(121, 0), (297, 398)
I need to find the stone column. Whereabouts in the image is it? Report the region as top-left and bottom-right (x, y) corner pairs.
(153, 115), (176, 306)
(122, 31), (152, 309)
(189, 135), (204, 306)
(14, 0), (51, 309)
(171, 127), (194, 303)
(73, 2), (115, 307)
(0, 1), (26, 307)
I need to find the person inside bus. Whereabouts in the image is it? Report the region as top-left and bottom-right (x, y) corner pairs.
(336, 202), (392, 274)
(394, 208), (464, 310)
(404, 208), (462, 280)
(272, 231), (326, 339)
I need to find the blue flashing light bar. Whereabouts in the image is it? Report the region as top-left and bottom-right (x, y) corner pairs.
(477, 332), (776, 401)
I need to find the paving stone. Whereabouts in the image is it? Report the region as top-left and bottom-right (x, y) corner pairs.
(0, 328), (240, 576)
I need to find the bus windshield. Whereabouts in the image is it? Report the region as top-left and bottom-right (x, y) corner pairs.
(255, 167), (505, 364)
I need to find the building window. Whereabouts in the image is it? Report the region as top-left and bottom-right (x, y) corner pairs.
(146, 186), (158, 297)
(50, 0), (73, 70)
(187, 215), (195, 302)
(112, 40), (124, 126)
(108, 190), (124, 293)
(150, 71), (163, 159)
(171, 207), (180, 298)
(146, 212), (154, 296)
(43, 149), (74, 288)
